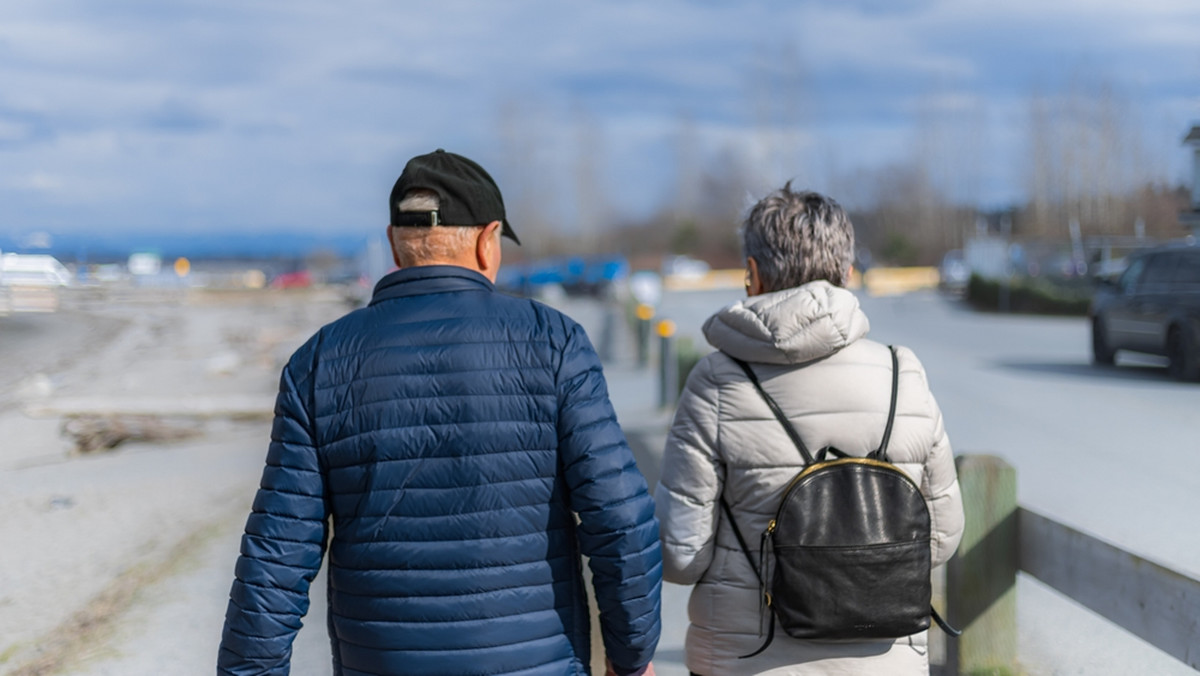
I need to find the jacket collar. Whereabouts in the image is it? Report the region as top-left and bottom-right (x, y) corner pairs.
(702, 280), (870, 365)
(369, 265), (495, 306)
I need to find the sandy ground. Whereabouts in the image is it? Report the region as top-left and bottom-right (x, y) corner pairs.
(0, 287), (349, 674)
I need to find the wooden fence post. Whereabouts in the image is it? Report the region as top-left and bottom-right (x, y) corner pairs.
(946, 455), (1019, 675)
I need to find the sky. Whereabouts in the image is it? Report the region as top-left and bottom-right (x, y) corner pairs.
(1, 0), (1198, 247)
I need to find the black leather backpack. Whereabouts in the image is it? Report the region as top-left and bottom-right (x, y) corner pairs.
(721, 346), (958, 657)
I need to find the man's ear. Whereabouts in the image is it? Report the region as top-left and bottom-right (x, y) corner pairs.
(475, 221), (503, 278)
(387, 225), (402, 268)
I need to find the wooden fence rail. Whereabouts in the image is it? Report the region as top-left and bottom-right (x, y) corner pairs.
(946, 455), (1200, 674)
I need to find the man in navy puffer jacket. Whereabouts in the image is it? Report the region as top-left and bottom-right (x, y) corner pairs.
(218, 150), (661, 675)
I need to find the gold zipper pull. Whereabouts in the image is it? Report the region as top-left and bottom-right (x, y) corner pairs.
(766, 519), (776, 534)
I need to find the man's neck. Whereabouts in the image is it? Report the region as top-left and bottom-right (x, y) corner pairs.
(404, 259), (495, 282)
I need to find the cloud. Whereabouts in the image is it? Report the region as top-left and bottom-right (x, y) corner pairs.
(142, 98), (220, 134)
(0, 108), (56, 150)
(14, 171), (64, 192)
(0, 0), (1198, 237)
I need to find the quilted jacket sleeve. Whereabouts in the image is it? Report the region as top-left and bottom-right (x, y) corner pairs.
(902, 345), (964, 569)
(654, 354), (722, 585)
(556, 320), (662, 676)
(218, 339), (330, 674)
(909, 349), (965, 567)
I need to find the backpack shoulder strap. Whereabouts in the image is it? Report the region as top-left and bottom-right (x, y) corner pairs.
(727, 355), (815, 466)
(873, 345), (900, 462)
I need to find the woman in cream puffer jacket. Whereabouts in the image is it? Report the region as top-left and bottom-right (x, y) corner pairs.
(655, 186), (964, 676)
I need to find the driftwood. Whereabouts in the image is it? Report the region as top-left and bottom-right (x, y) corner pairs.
(61, 415), (203, 454)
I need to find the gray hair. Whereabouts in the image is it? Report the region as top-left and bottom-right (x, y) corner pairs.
(391, 190), (480, 268)
(741, 183), (855, 290)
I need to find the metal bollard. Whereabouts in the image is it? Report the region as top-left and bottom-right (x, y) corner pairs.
(657, 319), (678, 409)
(597, 305), (616, 363)
(635, 304), (654, 368)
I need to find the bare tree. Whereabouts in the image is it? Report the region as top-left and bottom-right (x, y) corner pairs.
(571, 101), (609, 254)
(495, 98), (558, 260)
(1019, 68), (1159, 242)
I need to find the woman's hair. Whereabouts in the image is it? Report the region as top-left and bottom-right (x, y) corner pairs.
(741, 183), (855, 290)
(391, 190), (480, 268)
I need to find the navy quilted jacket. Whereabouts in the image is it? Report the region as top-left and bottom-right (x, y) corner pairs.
(218, 266), (662, 675)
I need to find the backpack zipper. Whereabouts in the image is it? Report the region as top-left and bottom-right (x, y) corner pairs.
(772, 457), (922, 526)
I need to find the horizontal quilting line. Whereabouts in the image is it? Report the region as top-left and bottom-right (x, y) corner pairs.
(263, 461), (320, 474)
(576, 451), (633, 477)
(576, 515), (644, 541)
(315, 393), (554, 419)
(222, 625), (296, 643)
(331, 475), (550, 497)
(316, 397), (556, 425)
(231, 580), (309, 598)
(325, 620), (567, 653)
(312, 374), (554, 396)
(347, 504), (561, 523)
(561, 388), (608, 411)
(315, 361), (554, 382)
(254, 486), (324, 499)
(726, 410), (926, 423)
(267, 435), (316, 446)
(619, 599), (662, 629)
(331, 575), (570, 605)
(562, 449), (627, 480)
(321, 422), (554, 449)
(241, 532), (324, 546)
(331, 552), (574, 577)
(334, 528), (573, 561)
(249, 509), (326, 525)
(347, 517), (572, 535)
(239, 554), (316, 572)
(336, 603), (568, 627)
(602, 539), (661, 563)
(657, 483), (709, 505)
(325, 444), (555, 468)
(317, 340), (551, 368)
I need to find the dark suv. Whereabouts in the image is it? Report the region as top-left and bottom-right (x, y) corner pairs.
(1090, 245), (1200, 380)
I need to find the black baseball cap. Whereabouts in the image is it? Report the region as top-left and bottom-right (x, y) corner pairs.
(389, 149), (520, 245)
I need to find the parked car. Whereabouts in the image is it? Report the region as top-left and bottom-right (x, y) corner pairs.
(938, 249), (970, 293)
(1090, 245), (1200, 380)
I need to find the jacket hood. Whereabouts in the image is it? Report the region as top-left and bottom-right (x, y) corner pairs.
(702, 280), (870, 364)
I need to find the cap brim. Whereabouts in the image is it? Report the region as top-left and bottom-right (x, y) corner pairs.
(501, 220), (521, 245)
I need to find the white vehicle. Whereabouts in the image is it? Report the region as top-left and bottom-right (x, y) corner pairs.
(0, 253), (73, 287)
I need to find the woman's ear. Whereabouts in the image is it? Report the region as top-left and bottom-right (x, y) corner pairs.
(746, 256), (766, 296)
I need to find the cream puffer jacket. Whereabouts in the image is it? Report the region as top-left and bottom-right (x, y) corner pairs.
(655, 281), (965, 676)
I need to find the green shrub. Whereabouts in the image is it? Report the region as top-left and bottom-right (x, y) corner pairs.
(965, 273), (1091, 316)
